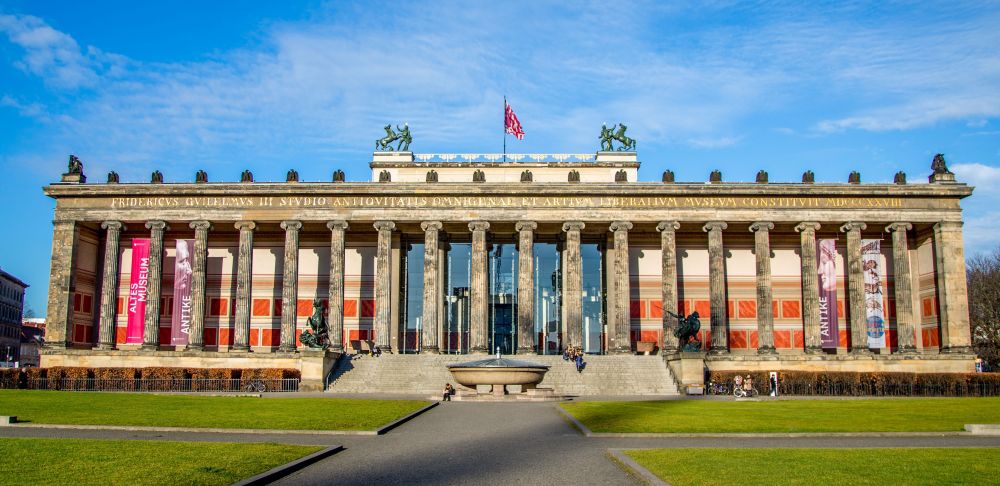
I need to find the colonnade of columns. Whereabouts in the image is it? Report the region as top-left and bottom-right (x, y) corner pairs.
(49, 217), (972, 356)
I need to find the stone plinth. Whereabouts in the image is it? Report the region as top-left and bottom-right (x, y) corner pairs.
(666, 352), (707, 395)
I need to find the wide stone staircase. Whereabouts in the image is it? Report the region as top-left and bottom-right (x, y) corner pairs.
(325, 354), (679, 396)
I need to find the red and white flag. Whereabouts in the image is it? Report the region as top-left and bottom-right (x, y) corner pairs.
(505, 101), (524, 140)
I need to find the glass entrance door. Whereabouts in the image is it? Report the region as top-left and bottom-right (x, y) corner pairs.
(534, 242), (561, 354)
(581, 243), (605, 354)
(488, 243), (518, 355)
(443, 243), (471, 354)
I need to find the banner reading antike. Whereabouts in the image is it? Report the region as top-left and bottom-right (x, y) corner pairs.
(817, 239), (839, 349)
(126, 238), (151, 344)
(171, 239), (195, 346)
(862, 239), (886, 349)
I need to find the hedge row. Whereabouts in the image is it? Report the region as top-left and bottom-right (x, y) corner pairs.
(0, 367), (300, 391)
(708, 370), (1000, 396)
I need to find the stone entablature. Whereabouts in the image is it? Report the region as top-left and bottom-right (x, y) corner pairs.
(40, 152), (976, 377)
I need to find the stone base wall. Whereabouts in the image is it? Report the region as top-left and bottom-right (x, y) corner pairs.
(40, 349), (341, 391)
(704, 353), (976, 374)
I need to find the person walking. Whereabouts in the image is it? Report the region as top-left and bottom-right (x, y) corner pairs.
(575, 350), (585, 373)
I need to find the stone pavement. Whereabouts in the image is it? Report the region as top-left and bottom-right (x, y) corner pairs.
(3, 400), (1000, 485)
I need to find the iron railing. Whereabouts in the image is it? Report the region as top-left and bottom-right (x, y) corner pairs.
(24, 378), (299, 393)
(707, 381), (1000, 397)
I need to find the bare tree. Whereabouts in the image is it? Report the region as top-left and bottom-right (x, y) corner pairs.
(968, 246), (1000, 369)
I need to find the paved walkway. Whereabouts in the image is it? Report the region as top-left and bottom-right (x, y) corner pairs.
(4, 400), (1000, 485)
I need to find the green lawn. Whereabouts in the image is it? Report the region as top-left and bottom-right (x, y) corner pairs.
(563, 398), (1000, 433)
(0, 390), (427, 430)
(0, 437), (321, 486)
(625, 448), (996, 486)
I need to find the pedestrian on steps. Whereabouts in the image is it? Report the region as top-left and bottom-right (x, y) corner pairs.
(575, 351), (585, 373)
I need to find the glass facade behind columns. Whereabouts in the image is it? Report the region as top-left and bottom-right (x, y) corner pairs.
(400, 242), (424, 354)
(488, 243), (518, 354)
(534, 243), (562, 354)
(581, 243), (606, 354)
(443, 242), (472, 354)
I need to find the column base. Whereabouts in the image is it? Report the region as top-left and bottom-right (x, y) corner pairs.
(757, 346), (777, 355)
(422, 346), (439, 354)
(850, 348), (872, 355)
(804, 346), (823, 354)
(470, 346), (488, 354)
(329, 345), (343, 353)
(95, 344), (115, 351)
(278, 345), (297, 353)
(708, 347), (729, 355)
(609, 347), (632, 355)
(517, 346), (536, 355)
(186, 344), (204, 352)
(941, 346), (972, 354)
(897, 345), (917, 354)
(232, 345), (251, 352)
(140, 344), (158, 351)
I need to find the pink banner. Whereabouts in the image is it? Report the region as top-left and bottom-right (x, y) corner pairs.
(126, 238), (151, 344)
(171, 239), (195, 345)
(817, 239), (839, 349)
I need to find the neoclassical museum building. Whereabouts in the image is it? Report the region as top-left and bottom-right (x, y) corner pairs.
(41, 149), (976, 391)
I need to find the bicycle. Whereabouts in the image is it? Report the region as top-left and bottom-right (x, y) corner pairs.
(708, 381), (729, 395)
(244, 380), (266, 393)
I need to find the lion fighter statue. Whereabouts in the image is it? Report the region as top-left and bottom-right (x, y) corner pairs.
(299, 299), (330, 349)
(666, 310), (702, 352)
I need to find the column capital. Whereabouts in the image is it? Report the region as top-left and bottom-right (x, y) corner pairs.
(794, 222), (821, 233)
(656, 220), (680, 232)
(749, 221), (774, 233)
(189, 220), (212, 231)
(101, 220), (125, 231)
(934, 221), (963, 232)
(421, 220), (443, 232)
(702, 221), (727, 232)
(373, 220), (395, 232)
(839, 221), (867, 233)
(145, 220), (168, 231)
(326, 220), (349, 231)
(515, 220), (537, 232)
(562, 221), (585, 232)
(280, 220), (302, 231)
(609, 220), (633, 232)
(885, 222), (913, 233)
(468, 221), (490, 232)
(234, 220), (257, 231)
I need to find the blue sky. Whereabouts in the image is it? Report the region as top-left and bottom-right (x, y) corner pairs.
(1, 1), (999, 314)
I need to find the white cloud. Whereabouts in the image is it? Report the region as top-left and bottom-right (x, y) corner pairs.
(0, 14), (125, 89)
(953, 163), (1000, 197)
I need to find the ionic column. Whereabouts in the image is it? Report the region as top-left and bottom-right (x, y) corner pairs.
(886, 223), (916, 353)
(795, 222), (822, 353)
(97, 221), (125, 349)
(703, 221), (728, 354)
(374, 221), (395, 351)
(934, 221), (972, 353)
(44, 220), (78, 349)
(469, 221), (490, 354)
(187, 221), (211, 351)
(233, 221), (256, 352)
(657, 221), (680, 351)
(279, 220), (302, 352)
(421, 221), (443, 354)
(840, 222), (869, 354)
(142, 220), (168, 350)
(516, 221), (537, 354)
(327, 221), (349, 353)
(563, 221), (585, 350)
(749, 222), (776, 354)
(609, 221), (633, 354)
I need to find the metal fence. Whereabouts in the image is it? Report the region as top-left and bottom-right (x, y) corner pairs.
(707, 381), (1000, 397)
(24, 378), (300, 393)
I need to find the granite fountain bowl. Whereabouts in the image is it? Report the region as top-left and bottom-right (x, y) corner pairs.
(446, 357), (550, 390)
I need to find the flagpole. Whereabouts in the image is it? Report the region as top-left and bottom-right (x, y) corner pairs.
(503, 95), (507, 163)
